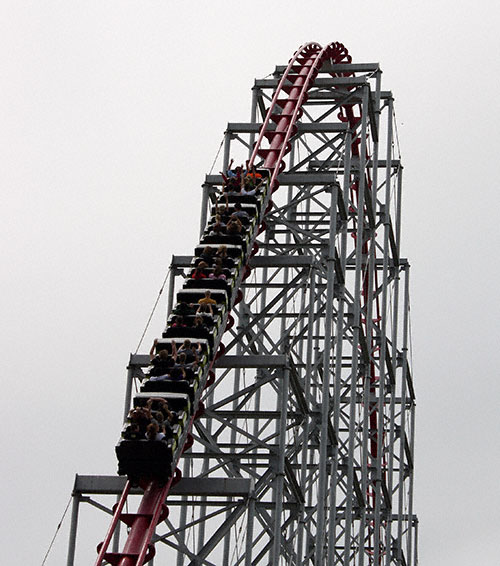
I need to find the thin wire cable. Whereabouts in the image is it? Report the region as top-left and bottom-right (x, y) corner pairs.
(41, 495), (72, 566)
(134, 267), (172, 354)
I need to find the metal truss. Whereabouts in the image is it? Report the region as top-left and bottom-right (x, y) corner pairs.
(67, 58), (417, 566)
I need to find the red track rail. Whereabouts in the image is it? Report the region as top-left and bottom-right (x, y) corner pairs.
(95, 41), (353, 566)
(249, 41), (351, 190)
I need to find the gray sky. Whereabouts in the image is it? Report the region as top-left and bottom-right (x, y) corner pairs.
(2, 1), (500, 564)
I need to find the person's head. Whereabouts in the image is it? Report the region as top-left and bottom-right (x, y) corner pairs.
(204, 290), (211, 298)
(194, 315), (203, 325)
(183, 339), (191, 348)
(130, 408), (145, 422)
(202, 246), (213, 256)
(217, 245), (227, 256)
(153, 410), (164, 423)
(234, 202), (242, 211)
(179, 353), (186, 363)
(159, 349), (169, 360)
(146, 421), (159, 440)
(198, 261), (208, 270)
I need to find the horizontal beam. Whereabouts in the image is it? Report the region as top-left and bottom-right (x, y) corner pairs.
(226, 122), (347, 134)
(308, 158), (401, 169)
(170, 254), (194, 268)
(274, 63), (380, 74)
(205, 173), (340, 186)
(323, 62), (380, 73)
(129, 353), (151, 367)
(214, 354), (288, 369)
(169, 254), (408, 270)
(307, 91), (392, 101)
(171, 478), (251, 497)
(249, 256), (314, 268)
(204, 410), (303, 420)
(72, 475), (252, 497)
(255, 77), (368, 89)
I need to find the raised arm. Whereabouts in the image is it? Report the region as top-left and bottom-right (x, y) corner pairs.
(149, 338), (158, 361)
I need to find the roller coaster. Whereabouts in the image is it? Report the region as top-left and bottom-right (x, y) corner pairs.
(66, 41), (418, 566)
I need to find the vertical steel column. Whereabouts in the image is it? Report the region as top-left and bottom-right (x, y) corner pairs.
(66, 489), (80, 566)
(382, 99), (398, 566)
(406, 392), (416, 566)
(385, 263), (401, 566)
(272, 365), (290, 564)
(343, 85), (370, 566)
(123, 363), (135, 424)
(391, 165), (406, 565)
(245, 482), (256, 566)
(195, 388), (213, 556)
(314, 180), (338, 566)
(360, 72), (382, 566)
(413, 517), (419, 566)
(222, 130), (232, 173)
(112, 494), (121, 554)
(166, 263), (177, 320)
(396, 264), (410, 565)
(372, 78), (391, 566)
(327, 131), (352, 563)
(176, 456), (191, 566)
(222, 308), (248, 566)
(248, 87), (259, 159)
(199, 183), (210, 240)
(253, 226), (271, 442)
(296, 269), (316, 563)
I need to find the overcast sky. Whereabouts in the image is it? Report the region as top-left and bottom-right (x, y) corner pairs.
(2, 1), (500, 564)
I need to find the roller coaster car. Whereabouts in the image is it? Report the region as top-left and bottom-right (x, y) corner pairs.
(200, 233), (248, 253)
(116, 392), (192, 482)
(141, 378), (196, 402)
(184, 278), (231, 296)
(163, 326), (215, 349)
(116, 437), (175, 482)
(165, 313), (215, 330)
(194, 243), (243, 260)
(184, 277), (228, 290)
(133, 392), (191, 421)
(211, 202), (257, 217)
(189, 265), (233, 278)
(163, 323), (214, 338)
(145, 364), (198, 383)
(176, 288), (228, 309)
(155, 337), (211, 358)
(224, 193), (260, 206)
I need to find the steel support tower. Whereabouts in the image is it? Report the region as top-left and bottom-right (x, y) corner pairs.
(67, 42), (417, 566)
